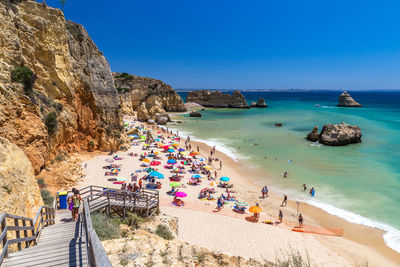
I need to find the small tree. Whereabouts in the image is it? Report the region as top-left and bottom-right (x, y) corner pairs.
(58, 0), (67, 12)
(11, 66), (36, 95)
(44, 112), (58, 136)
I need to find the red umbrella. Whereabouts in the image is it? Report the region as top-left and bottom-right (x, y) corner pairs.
(163, 145), (170, 150)
(150, 161), (161, 166)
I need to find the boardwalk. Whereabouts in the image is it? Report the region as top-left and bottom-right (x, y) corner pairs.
(2, 210), (88, 267)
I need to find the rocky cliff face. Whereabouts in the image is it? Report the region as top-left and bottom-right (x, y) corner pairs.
(0, 137), (43, 218)
(306, 123), (362, 146)
(0, 0), (122, 174)
(186, 90), (249, 108)
(113, 73), (186, 122)
(337, 91), (362, 107)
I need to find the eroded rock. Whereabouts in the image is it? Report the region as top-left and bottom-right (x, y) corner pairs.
(337, 91), (362, 107)
(186, 90), (249, 108)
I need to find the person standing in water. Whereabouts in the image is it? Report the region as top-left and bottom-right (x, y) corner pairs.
(281, 194), (288, 206)
(302, 184), (307, 191)
(298, 214), (304, 228)
(283, 171), (288, 178)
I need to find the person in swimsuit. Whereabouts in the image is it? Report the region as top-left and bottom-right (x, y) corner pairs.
(298, 214), (304, 228)
(278, 210), (283, 223)
(281, 194), (288, 207)
(71, 189), (83, 222)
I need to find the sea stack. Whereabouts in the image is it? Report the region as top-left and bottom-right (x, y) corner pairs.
(255, 97), (267, 107)
(337, 91), (362, 107)
(306, 123), (362, 146)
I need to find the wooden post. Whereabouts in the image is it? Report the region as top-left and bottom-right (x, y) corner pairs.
(30, 220), (36, 245)
(22, 220), (29, 249)
(1, 217), (7, 258)
(14, 218), (21, 251)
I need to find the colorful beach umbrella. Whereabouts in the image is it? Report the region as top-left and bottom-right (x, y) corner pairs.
(199, 157), (206, 162)
(180, 152), (188, 155)
(173, 168), (183, 173)
(142, 158), (150, 163)
(204, 166), (212, 170)
(192, 174), (202, 179)
(163, 145), (170, 150)
(235, 201), (247, 207)
(150, 161), (161, 166)
(167, 159), (176, 164)
(170, 182), (181, 187)
(175, 192), (187, 198)
(249, 206), (262, 214)
(178, 148), (185, 152)
(220, 176), (230, 182)
(167, 149), (175, 153)
(149, 171), (164, 179)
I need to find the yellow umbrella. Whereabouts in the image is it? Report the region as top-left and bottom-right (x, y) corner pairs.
(142, 158), (150, 163)
(249, 206), (263, 214)
(171, 143), (179, 148)
(192, 151), (200, 155)
(155, 152), (159, 155)
(180, 151), (188, 155)
(204, 166), (212, 170)
(144, 144), (150, 146)
(209, 182), (217, 186)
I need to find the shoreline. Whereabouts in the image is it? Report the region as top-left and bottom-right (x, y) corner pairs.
(161, 120), (400, 265)
(76, 117), (400, 266)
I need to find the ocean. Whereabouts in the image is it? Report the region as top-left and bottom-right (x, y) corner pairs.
(167, 90), (400, 253)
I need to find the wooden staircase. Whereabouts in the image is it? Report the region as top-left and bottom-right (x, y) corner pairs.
(2, 210), (88, 267)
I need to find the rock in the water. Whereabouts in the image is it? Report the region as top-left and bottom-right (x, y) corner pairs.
(255, 97), (267, 107)
(337, 91), (362, 107)
(307, 123), (362, 146)
(250, 101), (257, 107)
(186, 90), (249, 108)
(275, 123), (283, 127)
(306, 126), (320, 141)
(189, 111), (202, 117)
(156, 116), (169, 125)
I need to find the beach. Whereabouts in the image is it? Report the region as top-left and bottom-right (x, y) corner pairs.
(76, 115), (400, 266)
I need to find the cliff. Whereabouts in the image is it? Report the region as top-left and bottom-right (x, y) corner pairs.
(186, 90), (249, 108)
(0, 0), (122, 174)
(113, 72), (186, 122)
(0, 137), (43, 218)
(337, 91), (362, 107)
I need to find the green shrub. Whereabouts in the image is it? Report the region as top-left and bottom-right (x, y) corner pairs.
(88, 140), (95, 148)
(55, 153), (66, 162)
(53, 101), (64, 113)
(114, 131), (121, 138)
(40, 189), (53, 205)
(44, 112), (58, 135)
(122, 212), (145, 229)
(155, 224), (173, 240)
(37, 178), (46, 188)
(91, 212), (120, 240)
(115, 72), (133, 81)
(11, 66), (35, 95)
(2, 185), (12, 194)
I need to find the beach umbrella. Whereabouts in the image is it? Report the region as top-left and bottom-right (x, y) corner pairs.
(144, 144), (150, 147)
(235, 201), (247, 207)
(178, 148), (185, 152)
(180, 152), (188, 155)
(171, 143), (179, 148)
(150, 161), (161, 166)
(140, 136), (146, 140)
(192, 151), (200, 155)
(173, 168), (183, 173)
(113, 181), (124, 184)
(149, 171), (164, 179)
(209, 181), (217, 187)
(111, 168), (120, 173)
(116, 177), (126, 181)
(157, 131), (161, 134)
(199, 157), (206, 162)
(154, 138), (161, 141)
(220, 176), (230, 182)
(249, 206), (262, 214)
(142, 158), (150, 163)
(163, 145), (170, 150)
(191, 174), (202, 179)
(170, 182), (181, 187)
(167, 149), (175, 153)
(203, 166), (212, 170)
(175, 192), (187, 198)
(167, 159), (176, 164)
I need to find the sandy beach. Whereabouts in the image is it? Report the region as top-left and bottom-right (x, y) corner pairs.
(77, 116), (400, 266)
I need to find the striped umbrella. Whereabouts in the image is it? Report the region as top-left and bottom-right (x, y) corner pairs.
(235, 201), (247, 207)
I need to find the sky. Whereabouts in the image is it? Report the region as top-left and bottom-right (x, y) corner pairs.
(54, 0), (400, 89)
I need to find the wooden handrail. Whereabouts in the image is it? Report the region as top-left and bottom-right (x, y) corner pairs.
(0, 205), (55, 264)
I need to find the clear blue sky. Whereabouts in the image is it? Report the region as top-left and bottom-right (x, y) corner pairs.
(55, 0), (400, 89)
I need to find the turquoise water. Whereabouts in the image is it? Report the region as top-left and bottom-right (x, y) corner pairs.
(169, 91), (400, 252)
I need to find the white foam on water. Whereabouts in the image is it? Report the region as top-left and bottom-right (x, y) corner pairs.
(304, 198), (400, 254)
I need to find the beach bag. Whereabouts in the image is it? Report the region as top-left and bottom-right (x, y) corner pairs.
(68, 201), (73, 211)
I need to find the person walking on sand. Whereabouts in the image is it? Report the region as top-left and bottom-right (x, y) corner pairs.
(278, 210), (283, 223)
(281, 194), (287, 207)
(220, 161), (223, 170)
(71, 189), (82, 222)
(138, 178), (143, 189)
(197, 146), (200, 152)
(298, 214), (304, 228)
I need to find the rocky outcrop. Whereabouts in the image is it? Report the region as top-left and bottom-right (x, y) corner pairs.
(0, 137), (43, 218)
(306, 126), (320, 142)
(0, 0), (122, 174)
(189, 110), (202, 117)
(306, 123), (362, 146)
(337, 91), (362, 107)
(250, 101), (257, 107)
(184, 102), (204, 110)
(186, 90), (249, 108)
(256, 97), (267, 107)
(113, 73), (186, 122)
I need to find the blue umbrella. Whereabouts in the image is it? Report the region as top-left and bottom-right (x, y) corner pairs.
(220, 176), (230, 182)
(178, 148), (185, 152)
(167, 159), (176, 164)
(191, 174), (202, 179)
(167, 149), (175, 153)
(149, 171), (164, 179)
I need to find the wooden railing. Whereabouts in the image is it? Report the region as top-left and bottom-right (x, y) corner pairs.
(0, 200), (56, 264)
